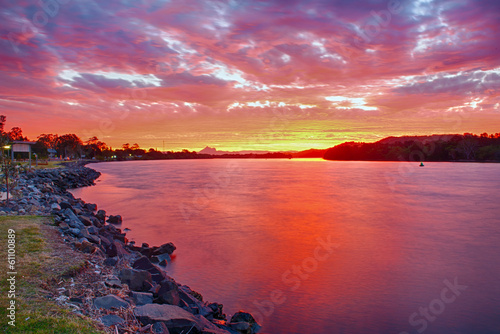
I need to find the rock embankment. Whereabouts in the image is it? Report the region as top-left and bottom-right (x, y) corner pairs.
(1, 166), (261, 334)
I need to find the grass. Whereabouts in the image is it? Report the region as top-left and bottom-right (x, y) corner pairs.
(15, 160), (66, 170)
(0, 216), (106, 333)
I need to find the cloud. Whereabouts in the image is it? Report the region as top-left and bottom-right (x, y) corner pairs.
(0, 0), (498, 149)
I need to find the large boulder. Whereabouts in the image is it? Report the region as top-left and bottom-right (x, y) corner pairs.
(106, 241), (130, 258)
(84, 203), (97, 212)
(59, 201), (73, 210)
(95, 209), (106, 222)
(157, 278), (180, 305)
(152, 242), (176, 256)
(101, 314), (125, 327)
(119, 268), (153, 292)
(50, 203), (61, 211)
(78, 215), (93, 227)
(63, 208), (84, 229)
(107, 215), (123, 224)
(133, 256), (167, 283)
(93, 295), (129, 310)
(152, 322), (170, 334)
(130, 291), (154, 306)
(134, 304), (201, 334)
(228, 312), (261, 334)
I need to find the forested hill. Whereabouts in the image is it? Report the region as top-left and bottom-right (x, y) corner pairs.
(323, 133), (500, 162)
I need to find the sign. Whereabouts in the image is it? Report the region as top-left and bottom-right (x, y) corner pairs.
(12, 143), (31, 153)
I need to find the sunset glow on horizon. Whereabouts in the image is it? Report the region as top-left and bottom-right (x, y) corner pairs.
(1, 0), (499, 151)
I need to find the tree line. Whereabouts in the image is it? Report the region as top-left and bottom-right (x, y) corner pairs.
(0, 116), (292, 161)
(323, 133), (500, 162)
(0, 115), (163, 160)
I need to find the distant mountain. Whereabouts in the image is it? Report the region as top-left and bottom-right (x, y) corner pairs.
(198, 146), (273, 155)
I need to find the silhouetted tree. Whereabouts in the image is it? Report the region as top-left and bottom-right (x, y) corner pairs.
(37, 133), (59, 149)
(7, 127), (27, 141)
(57, 134), (83, 158)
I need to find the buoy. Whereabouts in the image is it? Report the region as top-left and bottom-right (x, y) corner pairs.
(419, 162), (424, 167)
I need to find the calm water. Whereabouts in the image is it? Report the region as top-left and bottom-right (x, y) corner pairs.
(71, 159), (500, 334)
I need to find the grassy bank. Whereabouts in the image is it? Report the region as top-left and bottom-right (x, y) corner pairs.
(0, 216), (105, 333)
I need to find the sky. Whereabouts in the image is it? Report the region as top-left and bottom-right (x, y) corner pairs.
(0, 0), (499, 151)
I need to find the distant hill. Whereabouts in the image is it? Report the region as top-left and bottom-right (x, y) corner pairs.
(198, 146), (273, 155)
(291, 148), (327, 158)
(323, 133), (500, 162)
(376, 134), (457, 145)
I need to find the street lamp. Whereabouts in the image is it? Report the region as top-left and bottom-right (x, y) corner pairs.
(2, 145), (10, 159)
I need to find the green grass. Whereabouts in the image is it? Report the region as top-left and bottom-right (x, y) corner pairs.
(0, 216), (106, 333)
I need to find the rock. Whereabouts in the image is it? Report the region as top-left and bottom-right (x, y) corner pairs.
(93, 295), (129, 310)
(229, 322), (250, 332)
(50, 203), (61, 211)
(195, 315), (233, 334)
(81, 229), (100, 244)
(67, 228), (82, 238)
(177, 286), (213, 317)
(151, 253), (171, 266)
(207, 303), (226, 320)
(152, 322), (170, 334)
(133, 256), (155, 270)
(75, 240), (96, 253)
(63, 208), (84, 229)
(78, 215), (93, 226)
(113, 232), (128, 243)
(84, 203), (97, 212)
(134, 304), (201, 333)
(106, 242), (118, 257)
(106, 241), (130, 258)
(60, 201), (73, 210)
(101, 314), (125, 327)
(229, 312), (261, 334)
(104, 257), (118, 266)
(107, 215), (123, 224)
(130, 291), (154, 306)
(95, 209), (106, 222)
(152, 242), (176, 256)
(87, 226), (99, 235)
(58, 222), (69, 230)
(105, 275), (123, 289)
(157, 278), (180, 305)
(133, 256), (166, 283)
(119, 268), (153, 292)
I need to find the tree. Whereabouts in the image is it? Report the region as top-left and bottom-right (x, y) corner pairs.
(37, 133), (59, 149)
(57, 134), (83, 158)
(0, 115), (6, 134)
(457, 135), (478, 160)
(7, 127), (26, 141)
(83, 136), (109, 158)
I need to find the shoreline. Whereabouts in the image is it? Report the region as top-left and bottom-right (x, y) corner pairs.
(0, 163), (261, 334)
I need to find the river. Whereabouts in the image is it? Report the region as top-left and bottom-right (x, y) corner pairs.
(70, 159), (500, 334)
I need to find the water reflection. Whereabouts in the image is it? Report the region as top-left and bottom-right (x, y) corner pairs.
(71, 160), (500, 334)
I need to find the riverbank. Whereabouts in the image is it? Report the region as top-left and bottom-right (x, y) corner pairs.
(0, 165), (261, 334)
